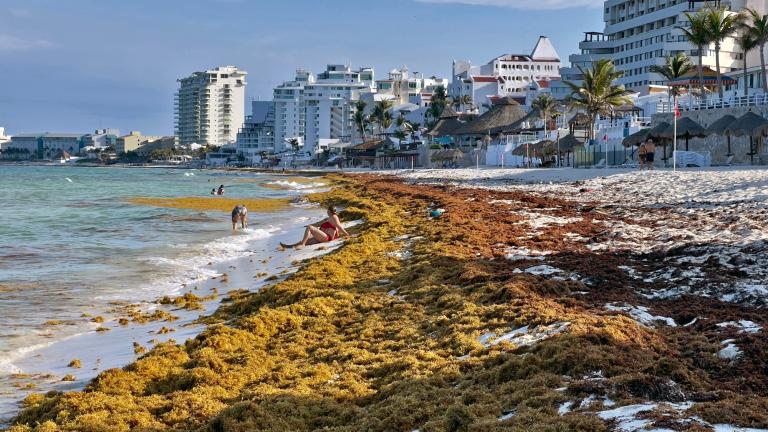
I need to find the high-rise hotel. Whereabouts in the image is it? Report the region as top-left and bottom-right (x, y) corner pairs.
(175, 66), (247, 146)
(553, 0), (765, 98)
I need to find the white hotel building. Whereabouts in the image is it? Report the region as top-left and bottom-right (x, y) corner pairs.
(175, 66), (247, 147)
(450, 36), (562, 112)
(272, 64), (375, 153)
(559, 0), (768, 96)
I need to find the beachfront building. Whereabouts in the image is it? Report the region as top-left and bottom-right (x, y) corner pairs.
(570, 0), (764, 95)
(450, 36), (562, 113)
(272, 69), (314, 154)
(6, 133), (84, 159)
(0, 127), (9, 153)
(175, 66), (247, 147)
(236, 100), (275, 164)
(116, 131), (163, 154)
(302, 64), (376, 153)
(133, 136), (179, 157)
(80, 128), (120, 149)
(375, 67), (449, 106)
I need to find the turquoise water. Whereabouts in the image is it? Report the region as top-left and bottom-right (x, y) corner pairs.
(0, 165), (312, 373)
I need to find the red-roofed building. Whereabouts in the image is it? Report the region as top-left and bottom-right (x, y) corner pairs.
(450, 36), (562, 114)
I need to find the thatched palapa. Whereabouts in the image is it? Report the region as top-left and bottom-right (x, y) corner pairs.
(452, 96), (528, 135)
(428, 106), (463, 137)
(724, 112), (768, 137)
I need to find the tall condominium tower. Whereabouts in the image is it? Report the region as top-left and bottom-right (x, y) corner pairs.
(559, 0), (766, 95)
(175, 66), (247, 146)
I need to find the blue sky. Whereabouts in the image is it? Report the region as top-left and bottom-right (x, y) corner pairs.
(0, 0), (603, 135)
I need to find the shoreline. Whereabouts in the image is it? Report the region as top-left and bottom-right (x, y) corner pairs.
(7, 172), (768, 431)
(0, 203), (340, 424)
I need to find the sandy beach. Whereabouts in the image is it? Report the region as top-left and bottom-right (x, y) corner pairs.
(7, 168), (768, 432)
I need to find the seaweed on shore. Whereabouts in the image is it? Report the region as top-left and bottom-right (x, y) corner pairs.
(9, 175), (768, 432)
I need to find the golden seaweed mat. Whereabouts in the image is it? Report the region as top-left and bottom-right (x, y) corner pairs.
(126, 196), (293, 213)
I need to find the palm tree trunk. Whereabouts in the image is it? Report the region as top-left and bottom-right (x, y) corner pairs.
(715, 43), (723, 100)
(744, 53), (749, 98)
(698, 46), (705, 102)
(761, 43), (768, 92)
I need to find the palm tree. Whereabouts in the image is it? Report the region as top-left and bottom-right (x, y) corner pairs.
(680, 9), (711, 98)
(287, 137), (300, 167)
(353, 100), (368, 142)
(745, 8), (768, 92)
(393, 129), (407, 148)
(564, 59), (632, 141)
(380, 110), (393, 135)
(649, 53), (695, 101)
(371, 99), (394, 136)
(702, 6), (745, 99)
(428, 85), (448, 121)
(737, 32), (759, 97)
(531, 94), (558, 139)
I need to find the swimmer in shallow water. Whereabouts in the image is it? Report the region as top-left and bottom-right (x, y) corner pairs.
(281, 206), (349, 249)
(231, 204), (248, 230)
(217, 184), (225, 195)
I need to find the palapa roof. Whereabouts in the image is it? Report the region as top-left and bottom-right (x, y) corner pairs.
(556, 134), (584, 151)
(705, 114), (738, 135)
(350, 139), (386, 151)
(431, 148), (466, 161)
(623, 128), (650, 147)
(452, 96), (527, 135)
(511, 140), (554, 156)
(647, 122), (672, 140)
(724, 111), (768, 137)
(427, 106), (463, 137)
(569, 112), (591, 127)
(668, 67), (738, 87)
(656, 117), (707, 139)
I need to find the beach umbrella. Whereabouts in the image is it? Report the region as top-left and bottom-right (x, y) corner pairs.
(706, 114), (737, 156)
(554, 134), (583, 167)
(623, 128), (650, 147)
(724, 112), (768, 164)
(659, 117), (707, 152)
(642, 122), (672, 161)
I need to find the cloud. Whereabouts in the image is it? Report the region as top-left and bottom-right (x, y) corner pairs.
(414, 0), (603, 10)
(0, 34), (53, 51)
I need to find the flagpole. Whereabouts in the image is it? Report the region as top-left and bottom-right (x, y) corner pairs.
(604, 133), (608, 174)
(673, 95), (678, 172)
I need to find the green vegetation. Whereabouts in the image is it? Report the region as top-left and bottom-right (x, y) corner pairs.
(564, 59), (632, 141)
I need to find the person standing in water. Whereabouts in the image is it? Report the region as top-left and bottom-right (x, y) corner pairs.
(281, 206), (349, 249)
(217, 184), (225, 195)
(231, 204), (248, 230)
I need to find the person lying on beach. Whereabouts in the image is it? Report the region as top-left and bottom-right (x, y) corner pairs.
(231, 204), (248, 230)
(281, 206), (350, 249)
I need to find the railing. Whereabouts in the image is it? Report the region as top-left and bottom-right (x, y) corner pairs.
(657, 92), (768, 113)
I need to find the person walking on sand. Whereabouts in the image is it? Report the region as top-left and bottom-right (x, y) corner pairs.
(644, 138), (656, 171)
(281, 206), (350, 249)
(231, 204), (248, 230)
(638, 142), (648, 170)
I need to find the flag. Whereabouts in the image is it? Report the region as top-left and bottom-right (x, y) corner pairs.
(674, 102), (681, 118)
(603, 134), (608, 141)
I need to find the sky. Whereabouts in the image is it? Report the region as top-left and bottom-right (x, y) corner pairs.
(0, 0), (604, 136)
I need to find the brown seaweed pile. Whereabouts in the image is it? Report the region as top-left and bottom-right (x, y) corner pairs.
(8, 175), (768, 431)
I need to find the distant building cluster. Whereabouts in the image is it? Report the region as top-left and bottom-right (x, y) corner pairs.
(7, 0), (767, 166)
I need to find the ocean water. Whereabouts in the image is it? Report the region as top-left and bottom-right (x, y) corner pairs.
(0, 165), (323, 378)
